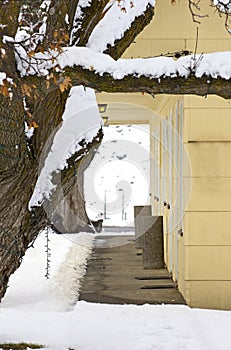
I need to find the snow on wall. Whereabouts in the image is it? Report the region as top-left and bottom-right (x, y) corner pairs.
(87, 0), (155, 53)
(29, 86), (103, 208)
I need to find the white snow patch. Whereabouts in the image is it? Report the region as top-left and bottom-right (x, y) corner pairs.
(1, 229), (231, 349)
(24, 121), (34, 139)
(177, 52), (231, 79)
(87, 0), (155, 53)
(29, 86), (102, 208)
(1, 230), (94, 312)
(0, 72), (6, 85)
(15, 45), (231, 81)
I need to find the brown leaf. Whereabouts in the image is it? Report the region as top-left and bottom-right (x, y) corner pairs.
(0, 84), (9, 97)
(28, 121), (39, 129)
(28, 50), (35, 57)
(59, 77), (72, 93)
(31, 121), (38, 128)
(21, 83), (32, 97)
(53, 30), (59, 39)
(46, 80), (50, 89)
(0, 79), (9, 97)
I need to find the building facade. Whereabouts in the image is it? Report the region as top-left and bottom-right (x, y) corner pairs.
(96, 0), (231, 309)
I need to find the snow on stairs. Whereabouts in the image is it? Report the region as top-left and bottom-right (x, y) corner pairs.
(79, 235), (186, 305)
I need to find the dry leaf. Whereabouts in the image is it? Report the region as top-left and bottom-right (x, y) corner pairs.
(28, 50), (35, 57)
(29, 121), (39, 129)
(21, 83), (32, 97)
(0, 79), (9, 97)
(59, 77), (72, 93)
(0, 84), (9, 97)
(53, 30), (59, 39)
(63, 33), (69, 42)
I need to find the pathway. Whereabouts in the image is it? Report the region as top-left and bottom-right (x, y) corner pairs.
(79, 233), (186, 305)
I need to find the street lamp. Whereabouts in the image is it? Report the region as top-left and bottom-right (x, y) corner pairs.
(104, 189), (107, 219)
(118, 188), (125, 220)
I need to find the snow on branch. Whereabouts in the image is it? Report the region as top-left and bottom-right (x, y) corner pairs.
(29, 86), (103, 208)
(213, 0), (231, 14)
(87, 0), (155, 53)
(212, 0), (231, 33)
(14, 45), (231, 82)
(70, 0), (93, 45)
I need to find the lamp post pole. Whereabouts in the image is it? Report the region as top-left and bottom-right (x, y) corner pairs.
(104, 189), (107, 219)
(118, 189), (125, 220)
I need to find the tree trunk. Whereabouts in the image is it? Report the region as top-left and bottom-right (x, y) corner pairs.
(51, 131), (103, 234)
(0, 89), (102, 301)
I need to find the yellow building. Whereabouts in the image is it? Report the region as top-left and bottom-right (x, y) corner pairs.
(96, 0), (231, 310)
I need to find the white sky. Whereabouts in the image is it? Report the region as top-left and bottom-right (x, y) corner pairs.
(84, 124), (151, 225)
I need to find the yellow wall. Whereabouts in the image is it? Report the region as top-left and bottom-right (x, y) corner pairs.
(123, 0), (231, 59)
(182, 96), (231, 310)
(96, 0), (231, 309)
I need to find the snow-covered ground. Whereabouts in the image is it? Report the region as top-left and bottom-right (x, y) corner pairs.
(1, 230), (231, 350)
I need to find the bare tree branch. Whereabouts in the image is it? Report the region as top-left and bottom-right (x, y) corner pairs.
(188, 0), (208, 24)
(210, 0), (231, 34)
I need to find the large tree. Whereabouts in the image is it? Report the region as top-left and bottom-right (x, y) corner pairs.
(0, 0), (230, 301)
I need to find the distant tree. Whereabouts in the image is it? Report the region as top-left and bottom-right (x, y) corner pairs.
(0, 0), (230, 300)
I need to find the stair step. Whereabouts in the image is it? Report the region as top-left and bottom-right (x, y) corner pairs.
(141, 284), (175, 290)
(135, 275), (171, 280)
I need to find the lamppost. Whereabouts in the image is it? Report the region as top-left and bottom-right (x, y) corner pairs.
(118, 188), (125, 220)
(104, 189), (107, 219)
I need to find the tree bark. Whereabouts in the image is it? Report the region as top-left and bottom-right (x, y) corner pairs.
(63, 66), (231, 100)
(0, 86), (102, 301)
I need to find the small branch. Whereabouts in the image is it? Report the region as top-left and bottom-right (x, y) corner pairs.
(188, 0), (209, 24)
(210, 1), (231, 34)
